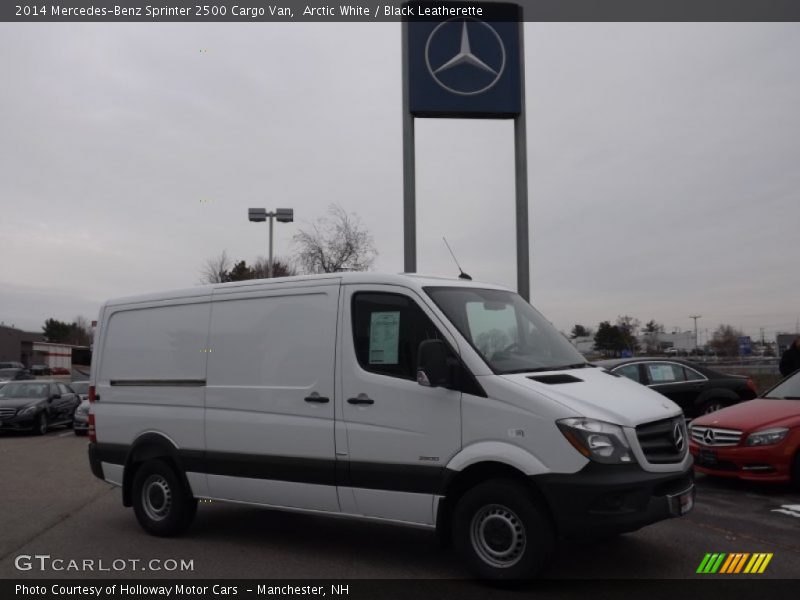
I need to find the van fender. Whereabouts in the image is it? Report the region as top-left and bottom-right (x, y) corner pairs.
(445, 441), (549, 476)
(121, 431), (193, 507)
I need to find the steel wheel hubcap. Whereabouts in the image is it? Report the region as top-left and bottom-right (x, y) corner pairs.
(142, 475), (172, 521)
(470, 504), (526, 568)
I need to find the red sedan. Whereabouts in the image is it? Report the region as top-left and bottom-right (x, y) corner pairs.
(689, 370), (800, 485)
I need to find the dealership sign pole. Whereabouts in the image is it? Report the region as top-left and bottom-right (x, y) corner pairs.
(402, 1), (528, 299)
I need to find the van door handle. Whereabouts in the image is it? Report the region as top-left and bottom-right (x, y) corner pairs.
(347, 396), (374, 405)
(304, 394), (330, 404)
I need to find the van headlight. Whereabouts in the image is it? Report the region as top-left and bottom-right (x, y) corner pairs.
(746, 428), (789, 446)
(557, 418), (633, 464)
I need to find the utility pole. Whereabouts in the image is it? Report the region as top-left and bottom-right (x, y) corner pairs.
(689, 315), (701, 352)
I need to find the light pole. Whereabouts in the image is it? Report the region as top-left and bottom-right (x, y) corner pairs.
(248, 208), (294, 278)
(689, 315), (701, 353)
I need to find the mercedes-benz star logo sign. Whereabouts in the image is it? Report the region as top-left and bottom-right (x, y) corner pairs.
(703, 428), (715, 445)
(673, 422), (685, 452)
(425, 18), (506, 96)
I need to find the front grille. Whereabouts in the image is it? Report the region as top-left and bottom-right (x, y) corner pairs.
(0, 408), (16, 419)
(636, 417), (687, 464)
(690, 426), (742, 447)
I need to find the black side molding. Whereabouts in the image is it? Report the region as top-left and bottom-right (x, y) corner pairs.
(110, 379), (206, 387)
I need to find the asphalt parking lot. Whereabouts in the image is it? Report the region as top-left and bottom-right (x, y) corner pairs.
(0, 428), (798, 580)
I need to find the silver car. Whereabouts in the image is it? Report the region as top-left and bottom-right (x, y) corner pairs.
(70, 381), (90, 436)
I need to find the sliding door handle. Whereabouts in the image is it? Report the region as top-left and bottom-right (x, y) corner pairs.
(347, 396), (374, 405)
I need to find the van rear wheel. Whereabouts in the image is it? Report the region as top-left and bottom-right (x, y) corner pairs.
(132, 459), (197, 536)
(452, 479), (554, 580)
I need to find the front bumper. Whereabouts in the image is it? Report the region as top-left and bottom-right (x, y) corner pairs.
(689, 441), (793, 482)
(73, 415), (89, 431)
(533, 461), (695, 538)
(0, 412), (37, 431)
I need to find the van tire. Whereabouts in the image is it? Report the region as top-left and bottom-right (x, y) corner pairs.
(452, 479), (554, 580)
(132, 459), (197, 536)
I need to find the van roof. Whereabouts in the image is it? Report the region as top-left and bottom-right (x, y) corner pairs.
(103, 272), (511, 307)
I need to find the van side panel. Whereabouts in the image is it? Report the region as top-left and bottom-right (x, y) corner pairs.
(94, 299), (211, 494)
(204, 285), (339, 512)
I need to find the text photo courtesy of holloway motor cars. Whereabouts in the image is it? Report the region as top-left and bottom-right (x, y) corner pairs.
(1, 1), (799, 598)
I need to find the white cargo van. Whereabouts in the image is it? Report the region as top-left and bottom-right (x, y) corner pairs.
(87, 273), (693, 579)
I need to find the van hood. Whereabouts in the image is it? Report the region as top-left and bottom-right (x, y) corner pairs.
(501, 367), (682, 427)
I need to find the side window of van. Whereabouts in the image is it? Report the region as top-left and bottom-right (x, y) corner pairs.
(352, 292), (444, 381)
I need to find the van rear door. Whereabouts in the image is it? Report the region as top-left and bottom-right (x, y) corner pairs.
(204, 282), (340, 512)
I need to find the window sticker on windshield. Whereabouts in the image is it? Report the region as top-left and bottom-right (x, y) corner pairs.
(649, 364), (675, 382)
(369, 311), (400, 364)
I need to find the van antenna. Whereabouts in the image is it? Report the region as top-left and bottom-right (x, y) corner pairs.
(442, 237), (472, 280)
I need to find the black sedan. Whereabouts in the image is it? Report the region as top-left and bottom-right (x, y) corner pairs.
(594, 358), (758, 417)
(0, 380), (80, 435)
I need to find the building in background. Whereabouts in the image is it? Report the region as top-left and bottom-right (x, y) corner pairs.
(0, 324), (46, 366)
(0, 324), (88, 369)
(776, 333), (798, 355)
(639, 331), (696, 354)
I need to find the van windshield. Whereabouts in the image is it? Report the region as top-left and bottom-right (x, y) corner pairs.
(424, 287), (587, 374)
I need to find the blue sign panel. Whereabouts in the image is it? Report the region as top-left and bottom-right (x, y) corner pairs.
(406, 2), (522, 118)
(738, 336), (752, 356)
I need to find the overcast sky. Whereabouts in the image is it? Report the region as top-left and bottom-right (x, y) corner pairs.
(0, 22), (798, 342)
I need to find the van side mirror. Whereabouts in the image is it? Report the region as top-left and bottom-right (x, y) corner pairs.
(417, 339), (453, 388)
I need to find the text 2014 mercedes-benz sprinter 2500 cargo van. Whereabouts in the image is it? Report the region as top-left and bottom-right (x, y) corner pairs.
(87, 273), (694, 579)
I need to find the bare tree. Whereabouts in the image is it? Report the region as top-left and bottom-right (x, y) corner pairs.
(71, 316), (93, 346)
(292, 204), (377, 274)
(251, 256), (298, 279)
(616, 315), (641, 353)
(642, 319), (665, 353)
(709, 324), (743, 357)
(200, 250), (232, 284)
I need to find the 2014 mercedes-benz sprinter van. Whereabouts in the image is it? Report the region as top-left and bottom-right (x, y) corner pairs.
(87, 273), (694, 579)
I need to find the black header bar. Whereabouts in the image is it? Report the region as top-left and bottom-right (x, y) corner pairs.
(3, 1), (800, 23)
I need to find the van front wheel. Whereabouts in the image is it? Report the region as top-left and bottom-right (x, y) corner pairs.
(452, 480), (554, 580)
(132, 459), (197, 536)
